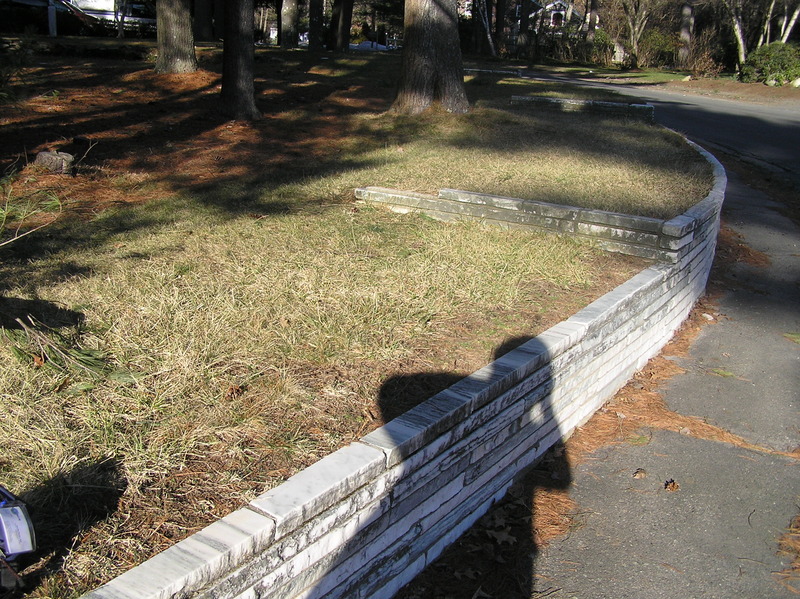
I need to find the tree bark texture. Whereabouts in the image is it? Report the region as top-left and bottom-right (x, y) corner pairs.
(221, 0), (261, 121)
(337, 0), (355, 51)
(327, 0), (354, 51)
(193, 0), (215, 41)
(392, 0), (469, 114)
(155, 0), (197, 73)
(281, 0), (300, 48)
(308, 0), (325, 50)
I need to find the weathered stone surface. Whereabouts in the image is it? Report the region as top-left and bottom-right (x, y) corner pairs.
(510, 95), (655, 122)
(249, 443), (385, 536)
(34, 150), (74, 174)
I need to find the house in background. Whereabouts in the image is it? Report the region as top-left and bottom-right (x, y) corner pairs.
(497, 0), (590, 54)
(542, 0), (584, 29)
(70, 0), (155, 36)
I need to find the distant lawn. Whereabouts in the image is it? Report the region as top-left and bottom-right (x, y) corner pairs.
(0, 46), (711, 596)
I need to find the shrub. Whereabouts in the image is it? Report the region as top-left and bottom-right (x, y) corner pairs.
(740, 42), (800, 86)
(0, 40), (29, 102)
(591, 29), (615, 67)
(638, 29), (677, 68)
(686, 30), (723, 78)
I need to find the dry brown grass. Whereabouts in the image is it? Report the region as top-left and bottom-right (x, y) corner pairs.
(0, 48), (714, 598)
(776, 514), (800, 595)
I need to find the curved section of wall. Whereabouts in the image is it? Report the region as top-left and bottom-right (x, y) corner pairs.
(83, 143), (725, 599)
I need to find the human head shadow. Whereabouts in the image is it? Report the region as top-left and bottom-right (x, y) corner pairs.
(0, 297), (85, 330)
(4, 458), (126, 596)
(379, 336), (572, 598)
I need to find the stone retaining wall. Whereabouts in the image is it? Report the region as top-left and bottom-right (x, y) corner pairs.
(355, 183), (702, 263)
(510, 95), (655, 122)
(83, 146), (725, 599)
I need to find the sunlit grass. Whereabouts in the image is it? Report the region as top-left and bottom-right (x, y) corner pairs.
(0, 47), (713, 597)
(272, 106), (711, 219)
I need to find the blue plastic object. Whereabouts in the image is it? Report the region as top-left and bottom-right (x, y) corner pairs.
(0, 486), (35, 561)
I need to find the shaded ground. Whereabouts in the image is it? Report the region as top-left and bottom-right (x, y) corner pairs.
(0, 50), (393, 215)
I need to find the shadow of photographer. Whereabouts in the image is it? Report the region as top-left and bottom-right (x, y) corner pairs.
(377, 336), (573, 598)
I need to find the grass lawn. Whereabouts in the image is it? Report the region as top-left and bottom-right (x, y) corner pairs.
(0, 43), (712, 597)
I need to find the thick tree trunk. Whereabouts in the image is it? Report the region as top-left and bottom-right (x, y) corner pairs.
(221, 0), (261, 121)
(308, 0), (325, 50)
(281, 0), (299, 48)
(392, 0), (469, 114)
(337, 0), (355, 51)
(327, 0), (354, 51)
(155, 0), (197, 74)
(193, 0), (215, 41)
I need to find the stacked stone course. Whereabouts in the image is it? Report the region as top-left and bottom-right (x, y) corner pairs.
(84, 143), (725, 599)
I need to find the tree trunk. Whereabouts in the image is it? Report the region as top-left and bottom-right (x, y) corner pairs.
(586, 0), (599, 42)
(517, 0), (532, 55)
(308, 0), (325, 50)
(757, 0), (777, 48)
(780, 4), (800, 43)
(476, 0), (498, 56)
(193, 0), (215, 41)
(115, 0), (128, 38)
(221, 0), (261, 121)
(720, 0), (747, 68)
(281, 0), (299, 48)
(392, 0), (469, 114)
(495, 0), (506, 54)
(678, 1), (694, 67)
(327, 0), (354, 51)
(622, 0), (650, 68)
(155, 0), (198, 74)
(337, 0), (355, 51)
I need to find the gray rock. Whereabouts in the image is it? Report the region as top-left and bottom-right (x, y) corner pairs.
(34, 151), (74, 174)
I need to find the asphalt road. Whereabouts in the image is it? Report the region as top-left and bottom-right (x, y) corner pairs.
(524, 73), (800, 599)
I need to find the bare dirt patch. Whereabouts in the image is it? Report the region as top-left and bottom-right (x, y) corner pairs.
(660, 77), (800, 106)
